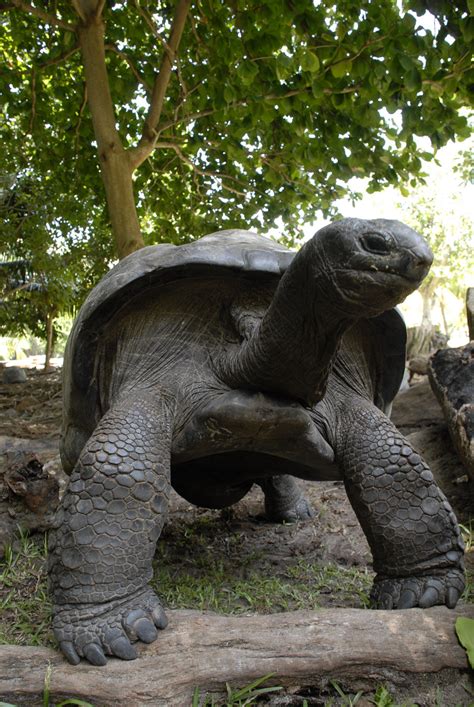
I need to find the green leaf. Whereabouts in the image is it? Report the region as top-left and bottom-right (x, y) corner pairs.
(455, 617), (474, 668)
(301, 50), (320, 73)
(468, 0), (474, 16)
(330, 59), (352, 78)
(238, 61), (259, 85)
(275, 54), (291, 81)
(398, 54), (415, 71)
(461, 16), (474, 42)
(405, 67), (421, 91)
(223, 84), (236, 104)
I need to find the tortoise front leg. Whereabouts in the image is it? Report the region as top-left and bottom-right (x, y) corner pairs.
(332, 397), (465, 609)
(48, 395), (173, 665)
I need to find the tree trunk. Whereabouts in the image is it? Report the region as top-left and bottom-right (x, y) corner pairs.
(439, 293), (451, 339)
(0, 607), (471, 705)
(99, 149), (143, 259)
(420, 279), (437, 327)
(77, 12), (144, 259)
(44, 312), (54, 371)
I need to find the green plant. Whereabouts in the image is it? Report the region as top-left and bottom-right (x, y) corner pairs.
(330, 680), (363, 706)
(455, 616), (474, 669)
(369, 685), (395, 706)
(0, 530), (53, 647)
(460, 522), (474, 553)
(192, 673), (282, 706)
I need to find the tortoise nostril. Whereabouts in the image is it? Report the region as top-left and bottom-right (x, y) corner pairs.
(360, 232), (392, 255)
(404, 247), (433, 280)
(413, 245), (433, 268)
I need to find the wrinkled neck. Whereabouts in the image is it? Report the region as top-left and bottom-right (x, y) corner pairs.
(220, 245), (355, 405)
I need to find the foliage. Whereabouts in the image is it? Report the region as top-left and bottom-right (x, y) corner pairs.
(1, 0), (473, 256)
(330, 680), (363, 706)
(395, 165), (474, 329)
(192, 673), (282, 706)
(0, 168), (114, 351)
(455, 616), (474, 668)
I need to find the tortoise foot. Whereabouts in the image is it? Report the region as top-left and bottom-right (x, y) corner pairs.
(370, 568), (465, 610)
(261, 475), (315, 523)
(53, 587), (168, 666)
(266, 494), (315, 523)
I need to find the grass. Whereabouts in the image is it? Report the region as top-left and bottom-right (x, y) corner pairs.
(0, 529), (53, 647)
(2, 511), (472, 650)
(192, 673), (282, 706)
(460, 521), (474, 604)
(152, 514), (372, 614)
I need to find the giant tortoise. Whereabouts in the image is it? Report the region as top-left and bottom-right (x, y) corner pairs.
(49, 218), (465, 665)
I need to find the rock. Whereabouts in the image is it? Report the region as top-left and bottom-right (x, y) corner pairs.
(2, 366), (27, 384)
(429, 342), (474, 479)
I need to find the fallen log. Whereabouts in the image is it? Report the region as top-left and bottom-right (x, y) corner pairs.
(0, 606), (471, 706)
(429, 342), (474, 479)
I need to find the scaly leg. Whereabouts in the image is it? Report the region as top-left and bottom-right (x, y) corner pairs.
(49, 394), (173, 665)
(258, 475), (315, 522)
(331, 396), (464, 609)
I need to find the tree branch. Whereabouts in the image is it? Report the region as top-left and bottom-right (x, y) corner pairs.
(134, 1), (172, 57)
(28, 68), (36, 134)
(77, 17), (123, 151)
(72, 0), (103, 23)
(8, 0), (75, 30)
(130, 0), (192, 170)
(105, 43), (152, 93)
(38, 46), (80, 69)
(155, 142), (247, 196)
(74, 83), (88, 151)
(157, 83), (360, 136)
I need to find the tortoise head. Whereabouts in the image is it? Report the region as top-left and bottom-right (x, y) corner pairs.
(307, 218), (433, 317)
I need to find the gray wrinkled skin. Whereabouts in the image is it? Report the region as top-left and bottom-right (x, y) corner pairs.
(50, 218), (465, 666)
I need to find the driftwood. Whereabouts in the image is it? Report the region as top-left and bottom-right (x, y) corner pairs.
(429, 342), (474, 479)
(0, 606), (471, 706)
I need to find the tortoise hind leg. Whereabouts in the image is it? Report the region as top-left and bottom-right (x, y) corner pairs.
(48, 394), (173, 666)
(258, 475), (315, 522)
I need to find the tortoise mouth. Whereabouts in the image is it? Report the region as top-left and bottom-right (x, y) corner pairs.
(335, 266), (421, 288)
(357, 268), (420, 284)
(328, 267), (420, 312)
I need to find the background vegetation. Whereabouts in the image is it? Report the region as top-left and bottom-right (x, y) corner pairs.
(1, 0), (473, 360)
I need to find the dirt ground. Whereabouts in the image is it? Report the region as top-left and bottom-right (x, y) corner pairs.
(1, 366), (473, 705)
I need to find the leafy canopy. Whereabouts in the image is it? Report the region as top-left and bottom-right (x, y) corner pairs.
(0, 170), (113, 341)
(1, 0), (473, 250)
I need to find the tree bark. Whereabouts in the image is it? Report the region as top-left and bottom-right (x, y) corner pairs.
(429, 342), (474, 479)
(77, 12), (144, 259)
(44, 311), (54, 371)
(0, 607), (471, 705)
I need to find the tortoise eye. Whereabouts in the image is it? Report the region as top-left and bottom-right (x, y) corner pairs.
(360, 232), (393, 255)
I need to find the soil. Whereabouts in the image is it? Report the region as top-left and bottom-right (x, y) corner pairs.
(1, 367), (473, 705)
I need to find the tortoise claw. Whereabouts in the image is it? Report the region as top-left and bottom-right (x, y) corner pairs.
(83, 643), (107, 666)
(60, 641), (80, 665)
